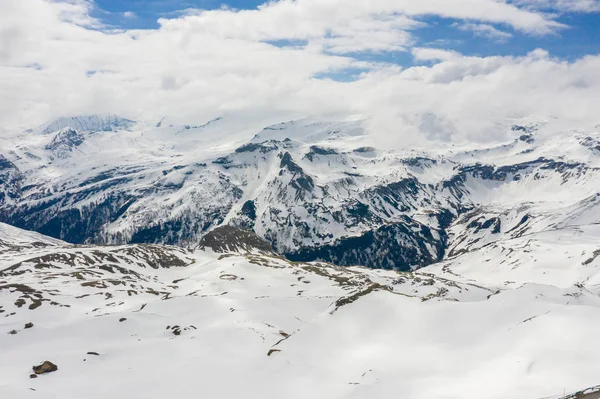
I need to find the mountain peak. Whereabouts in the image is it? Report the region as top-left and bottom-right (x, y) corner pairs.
(39, 114), (136, 135)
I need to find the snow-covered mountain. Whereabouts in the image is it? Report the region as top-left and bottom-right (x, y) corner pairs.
(0, 222), (599, 399)
(1, 112), (600, 397)
(1, 115), (600, 274)
(38, 114), (136, 135)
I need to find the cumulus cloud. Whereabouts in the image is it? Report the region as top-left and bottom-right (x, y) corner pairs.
(147, 0), (565, 61)
(366, 49), (600, 144)
(412, 48), (462, 62)
(0, 0), (599, 146)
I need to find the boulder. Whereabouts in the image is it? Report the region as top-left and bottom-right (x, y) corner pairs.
(32, 361), (58, 375)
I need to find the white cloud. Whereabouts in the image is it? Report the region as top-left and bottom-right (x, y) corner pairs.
(453, 23), (513, 42)
(512, 0), (600, 13)
(0, 0), (599, 147)
(412, 48), (462, 62)
(51, 0), (103, 27)
(122, 11), (137, 19)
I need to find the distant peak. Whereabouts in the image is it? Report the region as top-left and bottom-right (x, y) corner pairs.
(154, 116), (222, 129)
(250, 118), (365, 144)
(39, 114), (136, 135)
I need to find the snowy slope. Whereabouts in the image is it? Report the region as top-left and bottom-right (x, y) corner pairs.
(1, 115), (600, 398)
(0, 222), (64, 251)
(0, 224), (599, 399)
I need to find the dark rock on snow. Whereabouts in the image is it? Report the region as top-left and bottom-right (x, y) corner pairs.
(32, 361), (58, 375)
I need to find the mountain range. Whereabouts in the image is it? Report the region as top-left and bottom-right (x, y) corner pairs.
(3, 114), (600, 273)
(1, 114), (600, 398)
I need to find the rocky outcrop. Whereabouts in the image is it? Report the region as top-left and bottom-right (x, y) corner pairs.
(32, 361), (58, 375)
(199, 226), (274, 254)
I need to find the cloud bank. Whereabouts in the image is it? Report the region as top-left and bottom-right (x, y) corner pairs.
(0, 0), (599, 144)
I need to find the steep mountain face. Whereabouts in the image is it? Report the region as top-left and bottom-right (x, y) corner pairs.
(0, 115), (599, 271)
(0, 155), (21, 207)
(39, 114), (136, 135)
(44, 128), (86, 159)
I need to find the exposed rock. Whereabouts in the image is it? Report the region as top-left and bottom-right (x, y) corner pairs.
(286, 219), (445, 270)
(167, 325), (196, 336)
(199, 226), (274, 254)
(235, 142), (279, 154)
(519, 134), (535, 144)
(304, 145), (337, 161)
(24, 322), (33, 329)
(119, 317), (127, 322)
(44, 128), (86, 159)
(267, 349), (281, 356)
(87, 352), (99, 356)
(32, 361), (58, 375)
(353, 146), (376, 153)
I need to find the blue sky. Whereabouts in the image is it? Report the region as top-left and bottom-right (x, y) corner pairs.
(94, 0), (600, 64)
(94, 0), (265, 28)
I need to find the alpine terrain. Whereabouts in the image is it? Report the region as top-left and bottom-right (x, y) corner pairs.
(1, 115), (600, 398)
